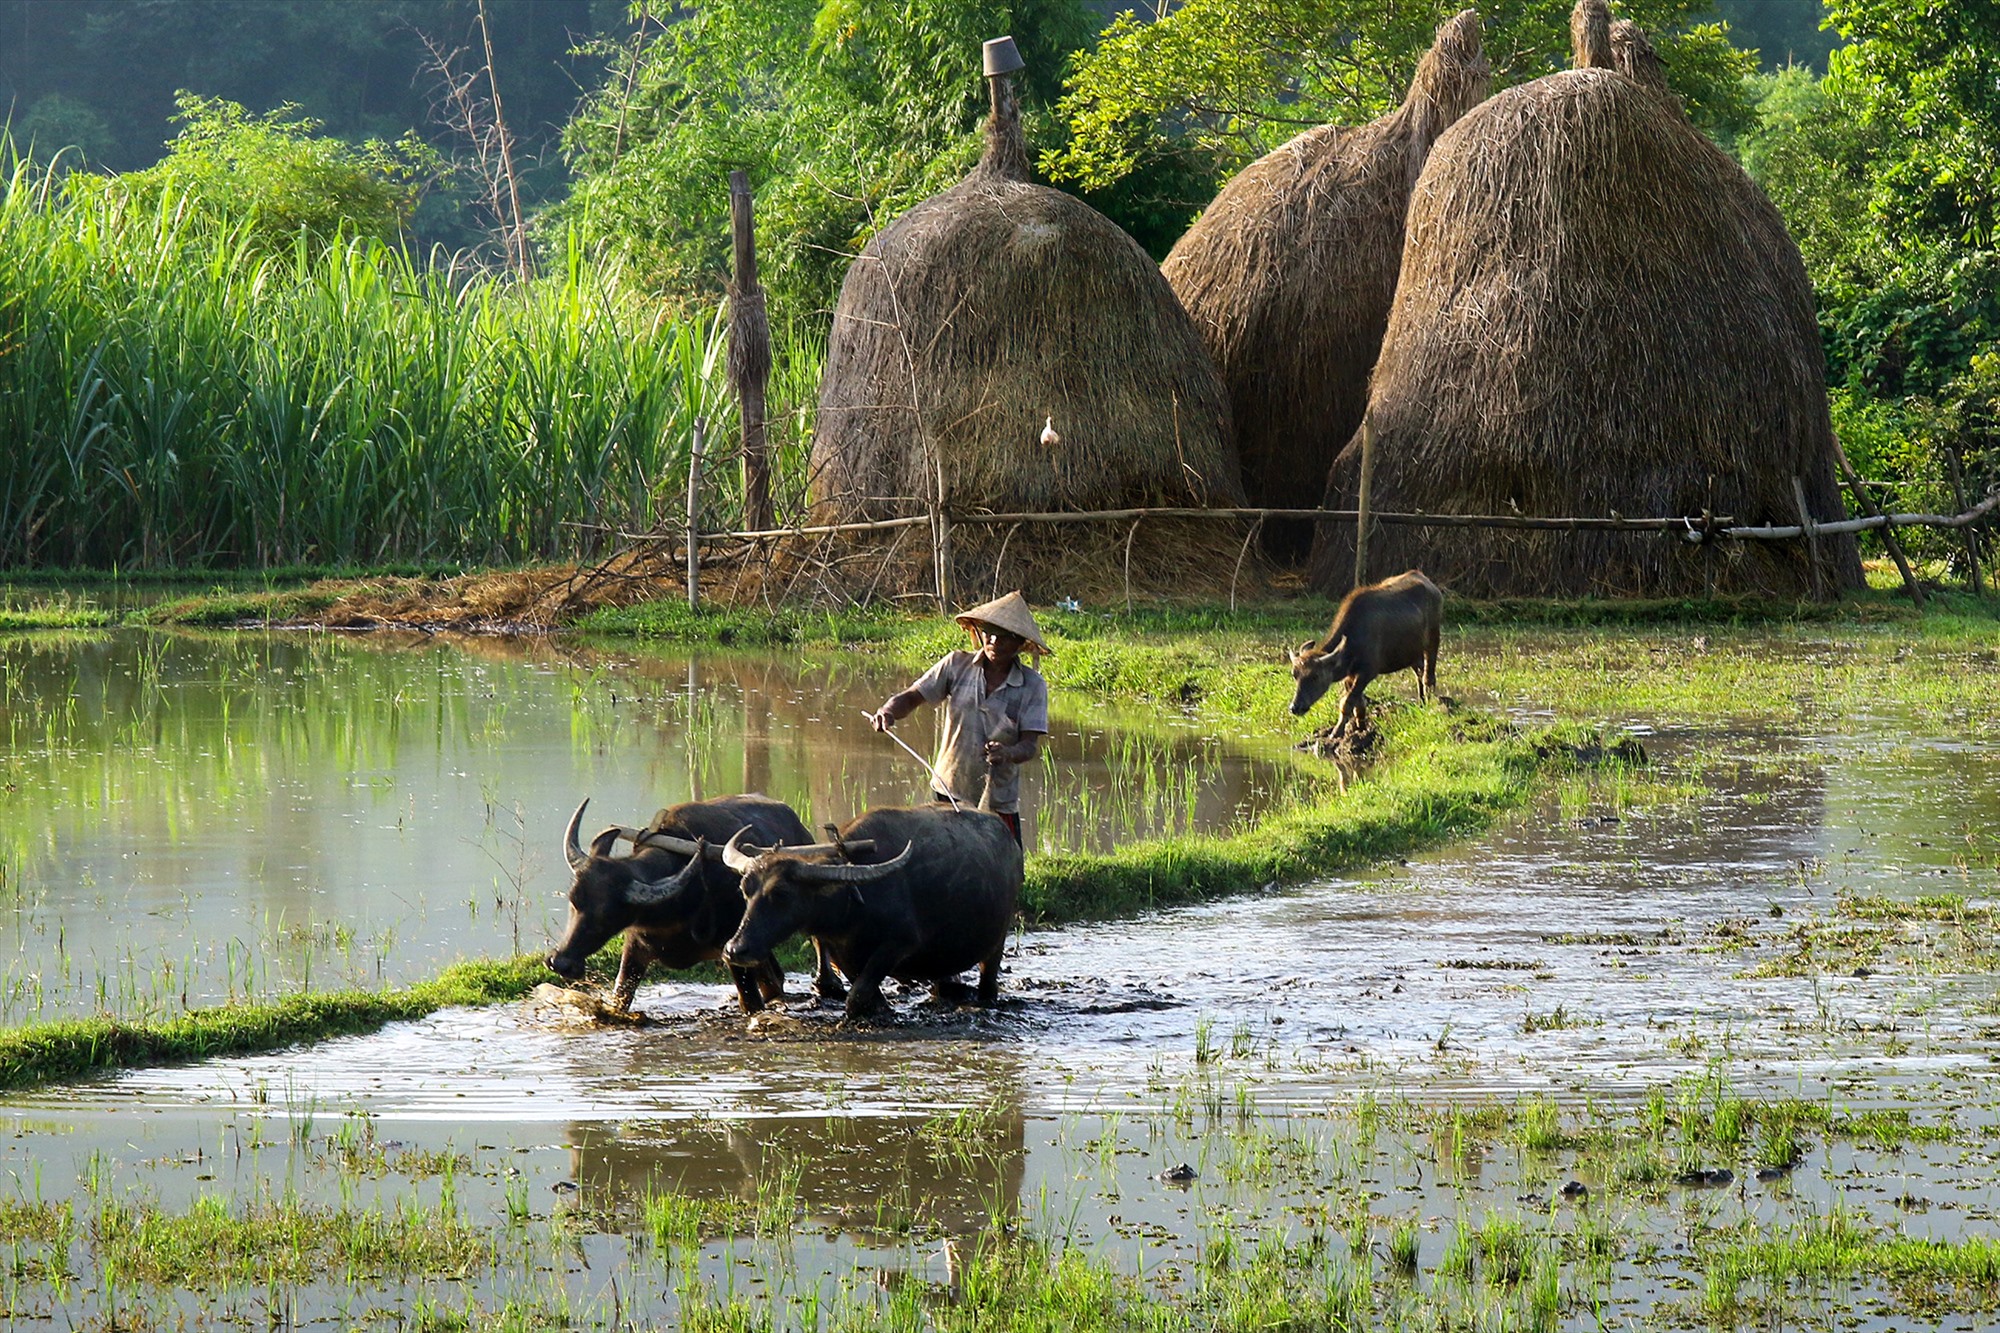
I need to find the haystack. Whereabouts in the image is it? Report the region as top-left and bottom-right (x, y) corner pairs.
(809, 63), (1242, 529)
(1309, 51), (1863, 599)
(1161, 11), (1488, 532)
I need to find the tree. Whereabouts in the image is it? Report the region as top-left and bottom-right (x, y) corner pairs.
(1822, 0), (2000, 250)
(553, 0), (1096, 314)
(1044, 0), (1759, 194)
(79, 93), (439, 253)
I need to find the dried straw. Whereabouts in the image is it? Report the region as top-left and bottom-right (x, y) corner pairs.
(809, 67), (1241, 525)
(1311, 62), (1863, 598)
(1161, 11), (1488, 524)
(1611, 19), (1670, 97)
(1571, 0), (1612, 69)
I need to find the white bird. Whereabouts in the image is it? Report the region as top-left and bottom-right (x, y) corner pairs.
(1040, 415), (1061, 448)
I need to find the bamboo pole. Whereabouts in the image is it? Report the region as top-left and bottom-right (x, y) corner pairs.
(659, 490), (2000, 546)
(686, 418), (705, 611)
(1832, 438), (1923, 607)
(1791, 475), (1825, 600)
(727, 170), (772, 534)
(1943, 442), (1986, 598)
(1353, 413), (1377, 590)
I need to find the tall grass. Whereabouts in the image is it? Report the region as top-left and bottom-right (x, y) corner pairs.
(0, 152), (819, 569)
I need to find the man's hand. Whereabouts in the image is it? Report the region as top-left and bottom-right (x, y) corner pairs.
(982, 739), (1016, 764)
(871, 707), (895, 732)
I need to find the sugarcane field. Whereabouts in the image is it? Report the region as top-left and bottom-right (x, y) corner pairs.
(4, 1), (2000, 1328)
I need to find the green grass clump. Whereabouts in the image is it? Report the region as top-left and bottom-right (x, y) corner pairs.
(0, 604), (114, 629)
(95, 1192), (488, 1287)
(0, 955), (549, 1090)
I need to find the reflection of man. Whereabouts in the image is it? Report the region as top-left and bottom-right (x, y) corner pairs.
(870, 591), (1050, 846)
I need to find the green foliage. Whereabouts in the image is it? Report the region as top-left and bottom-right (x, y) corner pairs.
(1824, 0), (2000, 251)
(0, 148), (803, 569)
(1741, 10), (2000, 558)
(73, 93), (438, 253)
(555, 0), (1096, 312)
(1044, 0), (1759, 193)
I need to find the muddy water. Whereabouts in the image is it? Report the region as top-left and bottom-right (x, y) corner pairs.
(0, 629), (1303, 1022)
(4, 628), (2000, 1328)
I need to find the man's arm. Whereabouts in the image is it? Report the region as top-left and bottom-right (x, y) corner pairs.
(872, 688), (928, 731)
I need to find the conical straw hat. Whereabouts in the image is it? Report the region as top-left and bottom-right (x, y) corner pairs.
(954, 590), (1051, 657)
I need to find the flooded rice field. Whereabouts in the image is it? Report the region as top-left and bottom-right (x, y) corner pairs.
(3, 626), (2000, 1328)
(0, 629), (1306, 1023)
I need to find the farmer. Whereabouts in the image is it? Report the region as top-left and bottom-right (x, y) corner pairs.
(870, 590), (1050, 846)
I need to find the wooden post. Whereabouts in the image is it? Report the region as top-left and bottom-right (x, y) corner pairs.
(1944, 442), (1986, 598)
(686, 417), (705, 611)
(1791, 475), (1824, 601)
(727, 170), (772, 534)
(933, 454), (951, 611)
(1832, 438), (1924, 608)
(1352, 413), (1378, 590)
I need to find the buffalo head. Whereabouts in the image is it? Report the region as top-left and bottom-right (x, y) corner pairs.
(1289, 635), (1350, 716)
(718, 826), (912, 968)
(546, 797), (708, 980)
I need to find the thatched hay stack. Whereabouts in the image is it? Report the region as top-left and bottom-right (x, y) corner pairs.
(809, 66), (1241, 527)
(1611, 19), (1670, 95)
(1310, 62), (1863, 598)
(1571, 0), (1613, 68)
(1160, 11), (1488, 529)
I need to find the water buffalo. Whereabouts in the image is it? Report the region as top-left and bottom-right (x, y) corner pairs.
(547, 794), (842, 1013)
(1289, 569), (1442, 734)
(719, 805), (1023, 1021)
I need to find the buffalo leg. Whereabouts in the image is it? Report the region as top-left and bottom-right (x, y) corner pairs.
(842, 944), (909, 1021)
(729, 964), (768, 1014)
(1337, 675), (1370, 737)
(1422, 623), (1440, 701)
(611, 936), (657, 1012)
(977, 946), (1004, 1005)
(810, 940), (847, 1003)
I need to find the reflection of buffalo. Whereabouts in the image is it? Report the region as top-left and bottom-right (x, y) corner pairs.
(565, 1107), (1028, 1239)
(547, 795), (839, 1012)
(723, 806), (1023, 1020)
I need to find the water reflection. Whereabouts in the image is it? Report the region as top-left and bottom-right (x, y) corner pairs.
(0, 628), (1304, 1021)
(567, 1106), (1026, 1239)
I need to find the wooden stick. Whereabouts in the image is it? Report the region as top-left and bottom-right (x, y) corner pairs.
(992, 521), (1022, 599)
(1123, 516), (1142, 614)
(1353, 413), (1377, 590)
(1229, 516), (1263, 612)
(1944, 442), (1986, 598)
(671, 492), (2000, 544)
(1832, 438), (1923, 608)
(727, 170), (773, 533)
(686, 418), (705, 611)
(1792, 475), (1824, 600)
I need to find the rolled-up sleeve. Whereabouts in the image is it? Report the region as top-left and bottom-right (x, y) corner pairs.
(912, 652), (959, 704)
(1018, 672), (1049, 734)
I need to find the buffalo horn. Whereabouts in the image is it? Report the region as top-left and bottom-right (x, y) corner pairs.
(721, 826), (763, 874)
(564, 799), (591, 872)
(793, 841), (914, 884)
(628, 839), (707, 906)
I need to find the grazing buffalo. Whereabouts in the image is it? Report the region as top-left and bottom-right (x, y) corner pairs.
(720, 805), (1023, 1020)
(547, 793), (842, 1013)
(1289, 569), (1442, 734)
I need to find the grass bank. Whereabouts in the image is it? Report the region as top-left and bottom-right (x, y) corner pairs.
(0, 956), (548, 1092)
